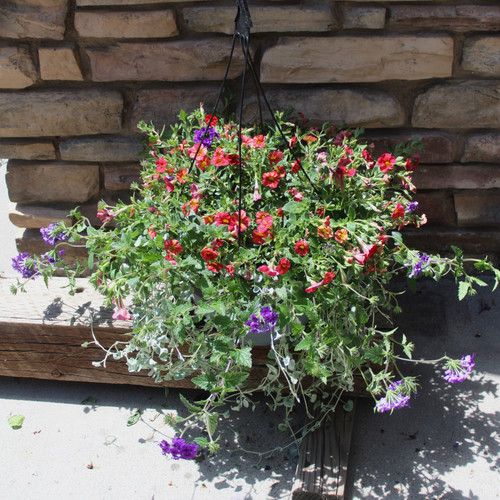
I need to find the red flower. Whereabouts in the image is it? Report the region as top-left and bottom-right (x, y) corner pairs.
(317, 225), (333, 240)
(377, 153), (396, 173)
(305, 270), (336, 293)
(164, 239), (183, 255)
(233, 210), (251, 234)
(291, 159), (301, 174)
(334, 229), (349, 244)
(303, 135), (317, 143)
(289, 137), (297, 147)
(275, 165), (286, 178)
(196, 154), (210, 172)
(215, 212), (237, 231)
(203, 214), (216, 225)
(262, 170), (281, 189)
(252, 229), (272, 244)
(211, 148), (230, 167)
(225, 264), (235, 276)
(333, 130), (352, 146)
(176, 169), (188, 183)
(405, 153), (420, 171)
(258, 264), (278, 277)
(204, 114), (218, 126)
(256, 211), (273, 231)
(156, 156), (168, 172)
(362, 150), (375, 169)
(207, 262), (223, 273)
(251, 135), (266, 148)
(182, 199), (200, 216)
(391, 203), (405, 220)
(294, 240), (309, 256)
(147, 225), (157, 239)
(268, 150), (284, 165)
(201, 247), (219, 262)
(289, 188), (303, 202)
(276, 207), (284, 218)
(276, 258), (290, 275)
(163, 177), (175, 193)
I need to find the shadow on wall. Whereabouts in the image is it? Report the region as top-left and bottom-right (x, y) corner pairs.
(0, 159), (18, 276)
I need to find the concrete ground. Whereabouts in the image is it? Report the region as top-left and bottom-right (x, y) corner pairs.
(1, 159), (499, 499)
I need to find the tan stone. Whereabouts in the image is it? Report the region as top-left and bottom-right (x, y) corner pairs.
(0, 0), (67, 39)
(413, 165), (500, 190)
(412, 82), (500, 129)
(104, 164), (142, 191)
(260, 36), (453, 83)
(183, 5), (336, 34)
(9, 204), (73, 229)
(413, 192), (456, 226)
(389, 5), (500, 31)
(75, 10), (178, 39)
(342, 7), (386, 29)
(243, 88), (405, 128)
(77, 0), (205, 4)
(6, 161), (100, 204)
(0, 47), (37, 89)
(87, 40), (246, 82)
(366, 133), (454, 164)
(455, 193), (500, 227)
(0, 90), (123, 137)
(0, 140), (56, 160)
(130, 87), (219, 129)
(403, 228), (500, 256)
(462, 134), (500, 163)
(462, 37), (500, 76)
(60, 136), (142, 162)
(39, 47), (83, 81)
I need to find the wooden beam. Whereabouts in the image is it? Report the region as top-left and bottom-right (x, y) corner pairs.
(290, 402), (356, 500)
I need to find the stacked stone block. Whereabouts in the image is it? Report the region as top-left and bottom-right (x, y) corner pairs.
(0, 0), (499, 260)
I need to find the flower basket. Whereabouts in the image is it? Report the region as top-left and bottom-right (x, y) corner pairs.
(12, 106), (500, 454)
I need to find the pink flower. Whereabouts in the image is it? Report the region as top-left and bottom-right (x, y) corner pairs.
(294, 240), (310, 256)
(392, 203), (405, 220)
(305, 270), (336, 293)
(112, 297), (131, 321)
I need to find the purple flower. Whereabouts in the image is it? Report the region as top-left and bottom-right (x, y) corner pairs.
(406, 253), (430, 279)
(12, 252), (38, 279)
(444, 353), (475, 383)
(159, 438), (198, 460)
(375, 379), (411, 413)
(245, 305), (278, 334)
(194, 126), (219, 148)
(40, 223), (68, 246)
(42, 249), (65, 265)
(406, 201), (419, 214)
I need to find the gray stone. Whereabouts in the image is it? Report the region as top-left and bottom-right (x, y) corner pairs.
(0, 46), (37, 89)
(60, 136), (142, 162)
(462, 37), (500, 76)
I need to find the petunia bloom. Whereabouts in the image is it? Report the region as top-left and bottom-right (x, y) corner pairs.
(294, 240), (310, 256)
(377, 153), (396, 173)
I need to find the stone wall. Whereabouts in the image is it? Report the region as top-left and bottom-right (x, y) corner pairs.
(1, 0), (500, 261)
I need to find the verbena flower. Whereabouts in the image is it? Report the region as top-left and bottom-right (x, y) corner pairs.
(40, 223), (68, 246)
(12, 252), (38, 279)
(406, 252), (430, 279)
(194, 126), (219, 148)
(245, 305), (278, 334)
(406, 201), (419, 213)
(375, 379), (411, 413)
(159, 438), (198, 460)
(444, 354), (475, 383)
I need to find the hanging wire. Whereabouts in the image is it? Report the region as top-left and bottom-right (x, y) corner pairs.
(188, 0), (321, 245)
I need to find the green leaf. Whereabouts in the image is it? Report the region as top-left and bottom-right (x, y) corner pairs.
(458, 281), (470, 301)
(222, 371), (249, 389)
(282, 201), (305, 213)
(80, 396), (97, 405)
(126, 410), (141, 426)
(205, 413), (218, 436)
(230, 346), (252, 368)
(8, 415), (25, 430)
(193, 436), (209, 448)
(179, 393), (203, 414)
(295, 335), (314, 351)
(192, 372), (219, 391)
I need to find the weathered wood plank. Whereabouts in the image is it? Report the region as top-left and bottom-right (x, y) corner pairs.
(290, 403), (356, 500)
